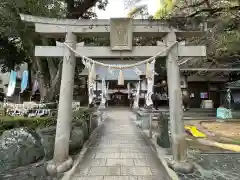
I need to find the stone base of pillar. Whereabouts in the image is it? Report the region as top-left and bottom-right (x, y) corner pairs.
(132, 107), (140, 112)
(98, 104), (105, 110)
(144, 105), (153, 110)
(46, 156), (73, 176)
(167, 159), (194, 174)
(142, 106), (154, 114)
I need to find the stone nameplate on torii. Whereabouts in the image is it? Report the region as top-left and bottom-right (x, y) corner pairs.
(110, 18), (133, 51)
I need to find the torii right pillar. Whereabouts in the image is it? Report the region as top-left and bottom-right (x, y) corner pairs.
(164, 31), (194, 173)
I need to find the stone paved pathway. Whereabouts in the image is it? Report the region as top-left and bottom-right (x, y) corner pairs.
(70, 109), (171, 180)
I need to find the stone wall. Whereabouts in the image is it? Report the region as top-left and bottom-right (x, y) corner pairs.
(0, 110), (102, 179)
(0, 161), (61, 180)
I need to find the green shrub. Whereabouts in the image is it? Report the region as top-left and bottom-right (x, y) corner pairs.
(157, 113), (170, 148)
(0, 108), (92, 135)
(0, 117), (55, 135)
(44, 103), (57, 109)
(73, 108), (92, 121)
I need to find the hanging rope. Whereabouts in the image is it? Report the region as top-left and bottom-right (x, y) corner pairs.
(178, 57), (192, 66)
(63, 41), (178, 69)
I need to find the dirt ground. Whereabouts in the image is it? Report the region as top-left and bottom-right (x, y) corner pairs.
(201, 121), (240, 139)
(186, 135), (226, 152)
(183, 120), (240, 152)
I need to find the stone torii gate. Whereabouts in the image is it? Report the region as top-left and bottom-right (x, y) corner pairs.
(20, 14), (206, 174)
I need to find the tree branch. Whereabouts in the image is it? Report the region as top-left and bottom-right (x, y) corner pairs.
(67, 0), (99, 18)
(203, 0), (211, 9)
(188, 6), (240, 17)
(180, 0), (206, 10)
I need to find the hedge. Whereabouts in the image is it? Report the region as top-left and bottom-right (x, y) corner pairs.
(0, 108), (92, 135)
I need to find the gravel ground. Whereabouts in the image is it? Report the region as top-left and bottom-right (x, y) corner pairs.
(174, 153), (240, 180)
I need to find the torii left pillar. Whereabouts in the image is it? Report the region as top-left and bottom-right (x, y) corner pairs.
(47, 32), (76, 175)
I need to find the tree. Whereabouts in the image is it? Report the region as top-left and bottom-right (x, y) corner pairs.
(126, 0), (240, 68)
(0, 0), (108, 102)
(0, 0), (66, 101)
(0, 38), (28, 73)
(170, 0), (240, 62)
(65, 0), (108, 18)
(126, 0), (175, 18)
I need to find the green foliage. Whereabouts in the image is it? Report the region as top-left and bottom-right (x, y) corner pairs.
(72, 108), (93, 126)
(0, 0), (64, 36)
(170, 0), (240, 61)
(73, 108), (92, 119)
(157, 112), (170, 148)
(0, 108), (92, 135)
(153, 0), (175, 19)
(215, 29), (240, 60)
(127, 0), (240, 63)
(0, 0), (65, 73)
(42, 103), (58, 109)
(0, 0), (108, 101)
(0, 38), (28, 72)
(0, 116), (55, 135)
(231, 139), (240, 145)
(127, 5), (148, 18)
(126, 0), (175, 18)
(0, 0), (108, 71)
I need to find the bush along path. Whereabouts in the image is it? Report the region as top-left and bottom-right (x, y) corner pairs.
(0, 108), (98, 180)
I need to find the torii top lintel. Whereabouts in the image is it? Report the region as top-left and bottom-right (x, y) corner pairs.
(20, 14), (206, 38)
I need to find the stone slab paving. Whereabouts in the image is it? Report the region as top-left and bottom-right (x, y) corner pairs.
(70, 109), (171, 180)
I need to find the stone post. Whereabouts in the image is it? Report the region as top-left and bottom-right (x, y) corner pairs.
(181, 74), (190, 111)
(165, 32), (194, 173)
(47, 32), (76, 175)
(133, 81), (140, 109)
(99, 78), (106, 110)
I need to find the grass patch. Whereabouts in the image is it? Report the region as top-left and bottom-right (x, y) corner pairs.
(218, 138), (240, 145)
(0, 116), (56, 135)
(228, 139), (240, 145)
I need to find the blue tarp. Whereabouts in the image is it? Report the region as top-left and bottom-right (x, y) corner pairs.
(217, 107), (232, 119)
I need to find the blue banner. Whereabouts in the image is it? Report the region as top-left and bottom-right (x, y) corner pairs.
(20, 70), (29, 93)
(7, 70), (17, 97)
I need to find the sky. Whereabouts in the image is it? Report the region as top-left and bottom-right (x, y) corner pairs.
(95, 0), (159, 19)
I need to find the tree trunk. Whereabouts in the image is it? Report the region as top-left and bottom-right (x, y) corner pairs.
(39, 77), (48, 102)
(26, 62), (32, 101)
(33, 57), (48, 102)
(41, 38), (62, 102)
(45, 59), (62, 102)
